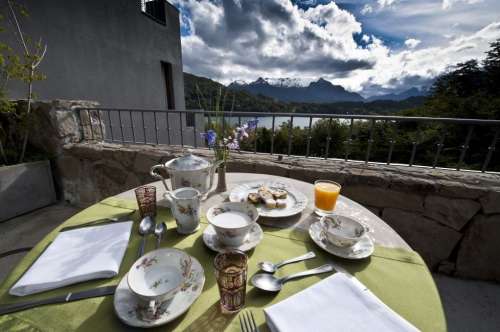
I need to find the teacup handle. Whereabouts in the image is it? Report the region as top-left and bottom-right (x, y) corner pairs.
(150, 164), (170, 192)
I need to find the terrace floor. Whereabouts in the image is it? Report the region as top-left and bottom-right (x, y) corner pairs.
(1, 204), (499, 332)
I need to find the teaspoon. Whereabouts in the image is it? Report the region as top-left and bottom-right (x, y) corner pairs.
(154, 222), (167, 249)
(251, 264), (334, 292)
(258, 251), (316, 273)
(138, 216), (155, 258)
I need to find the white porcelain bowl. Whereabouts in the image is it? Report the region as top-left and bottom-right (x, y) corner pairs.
(320, 214), (367, 248)
(127, 248), (192, 304)
(206, 202), (259, 247)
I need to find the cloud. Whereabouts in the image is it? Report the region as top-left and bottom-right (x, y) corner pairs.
(442, 0), (483, 10)
(177, 0), (377, 82)
(360, 4), (373, 15)
(175, 0), (500, 96)
(404, 38), (422, 48)
(378, 0), (397, 8)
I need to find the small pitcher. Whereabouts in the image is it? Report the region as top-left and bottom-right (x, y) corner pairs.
(165, 187), (202, 234)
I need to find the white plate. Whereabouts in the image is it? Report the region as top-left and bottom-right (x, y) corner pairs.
(114, 255), (205, 328)
(229, 181), (308, 218)
(309, 221), (374, 259)
(202, 223), (263, 252)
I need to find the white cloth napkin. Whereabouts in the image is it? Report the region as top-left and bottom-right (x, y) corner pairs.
(10, 221), (133, 296)
(264, 273), (420, 332)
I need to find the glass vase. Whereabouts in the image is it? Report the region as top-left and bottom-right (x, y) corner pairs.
(216, 163), (227, 193)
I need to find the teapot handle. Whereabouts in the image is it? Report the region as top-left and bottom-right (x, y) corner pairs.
(150, 164), (170, 192)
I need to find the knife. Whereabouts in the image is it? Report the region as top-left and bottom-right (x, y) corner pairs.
(0, 286), (117, 315)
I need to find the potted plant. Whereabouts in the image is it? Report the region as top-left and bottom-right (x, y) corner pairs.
(0, 1), (55, 222)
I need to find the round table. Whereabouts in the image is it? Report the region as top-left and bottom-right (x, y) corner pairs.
(0, 172), (445, 332)
(117, 173), (411, 250)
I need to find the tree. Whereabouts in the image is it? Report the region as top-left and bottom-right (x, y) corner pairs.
(0, 0), (47, 163)
(483, 39), (500, 93)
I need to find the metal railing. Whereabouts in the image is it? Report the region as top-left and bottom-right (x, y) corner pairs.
(75, 108), (500, 173)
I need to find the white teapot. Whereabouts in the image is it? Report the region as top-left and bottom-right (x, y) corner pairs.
(150, 152), (223, 200)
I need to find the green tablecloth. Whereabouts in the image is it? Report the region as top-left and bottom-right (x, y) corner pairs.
(0, 197), (447, 331)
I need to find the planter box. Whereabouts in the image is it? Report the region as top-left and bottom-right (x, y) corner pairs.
(0, 160), (57, 222)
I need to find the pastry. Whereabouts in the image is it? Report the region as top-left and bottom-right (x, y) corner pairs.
(247, 193), (260, 204)
(276, 199), (287, 208)
(272, 189), (288, 199)
(258, 187), (277, 208)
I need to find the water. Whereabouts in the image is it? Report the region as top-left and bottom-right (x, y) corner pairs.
(206, 116), (346, 129)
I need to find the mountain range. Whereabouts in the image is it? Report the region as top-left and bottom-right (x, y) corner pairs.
(229, 77), (428, 103)
(183, 72), (427, 115)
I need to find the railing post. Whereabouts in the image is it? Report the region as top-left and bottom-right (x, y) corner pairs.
(166, 111), (171, 145)
(179, 112), (184, 147)
(482, 127), (499, 172)
(129, 111), (136, 143)
(153, 111), (159, 144)
(457, 125), (474, 171)
(107, 110), (114, 142)
(324, 118), (332, 159)
(270, 115), (275, 155)
(432, 132), (445, 168)
(287, 116), (293, 156)
(87, 110), (95, 141)
(253, 116), (258, 154)
(365, 119), (375, 164)
(306, 116), (312, 158)
(118, 110), (125, 143)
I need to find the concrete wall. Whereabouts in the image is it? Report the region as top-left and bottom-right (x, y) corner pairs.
(1, 0), (185, 110)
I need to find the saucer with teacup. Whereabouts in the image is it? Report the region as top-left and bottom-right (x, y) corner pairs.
(202, 202), (263, 252)
(113, 248), (205, 328)
(309, 214), (374, 259)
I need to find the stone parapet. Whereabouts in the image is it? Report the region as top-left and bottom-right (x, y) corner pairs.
(56, 142), (500, 282)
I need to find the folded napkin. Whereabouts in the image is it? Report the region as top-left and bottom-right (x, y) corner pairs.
(10, 221), (133, 296)
(264, 273), (420, 332)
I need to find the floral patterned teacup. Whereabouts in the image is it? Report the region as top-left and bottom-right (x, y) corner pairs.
(320, 214), (367, 248)
(165, 187), (202, 234)
(127, 248), (193, 315)
(206, 202), (259, 247)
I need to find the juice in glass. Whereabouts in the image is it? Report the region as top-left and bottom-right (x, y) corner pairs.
(314, 180), (341, 216)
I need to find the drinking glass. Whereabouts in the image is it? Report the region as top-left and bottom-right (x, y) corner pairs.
(134, 185), (157, 218)
(214, 250), (248, 314)
(314, 180), (341, 216)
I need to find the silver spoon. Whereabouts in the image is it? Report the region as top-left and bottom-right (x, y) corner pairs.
(138, 216), (155, 258)
(154, 222), (167, 249)
(258, 251), (316, 273)
(251, 264), (334, 292)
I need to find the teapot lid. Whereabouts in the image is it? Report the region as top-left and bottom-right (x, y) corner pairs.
(166, 152), (210, 171)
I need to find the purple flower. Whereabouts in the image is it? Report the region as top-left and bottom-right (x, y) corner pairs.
(201, 129), (217, 147)
(227, 140), (240, 150)
(246, 120), (258, 130)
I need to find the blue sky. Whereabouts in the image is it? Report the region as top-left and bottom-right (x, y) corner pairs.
(172, 0), (500, 96)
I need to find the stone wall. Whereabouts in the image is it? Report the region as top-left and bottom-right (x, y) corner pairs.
(58, 142), (500, 282)
(32, 100), (500, 282)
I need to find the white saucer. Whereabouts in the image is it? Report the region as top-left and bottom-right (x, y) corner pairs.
(202, 223), (263, 252)
(113, 255), (205, 328)
(309, 221), (374, 259)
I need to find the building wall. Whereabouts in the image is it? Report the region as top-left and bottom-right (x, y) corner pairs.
(1, 0), (185, 110)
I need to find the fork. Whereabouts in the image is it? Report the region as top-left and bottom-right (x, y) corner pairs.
(239, 310), (260, 332)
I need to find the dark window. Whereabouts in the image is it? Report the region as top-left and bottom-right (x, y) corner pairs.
(162, 61), (176, 110)
(140, 0), (166, 25)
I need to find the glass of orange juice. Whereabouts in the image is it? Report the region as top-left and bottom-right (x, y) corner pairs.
(314, 180), (341, 216)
